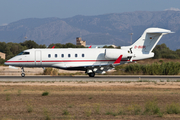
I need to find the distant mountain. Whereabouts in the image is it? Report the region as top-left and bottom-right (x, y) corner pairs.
(0, 11), (180, 50)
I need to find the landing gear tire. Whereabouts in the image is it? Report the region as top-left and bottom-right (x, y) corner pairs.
(21, 73), (25, 77)
(88, 72), (95, 77)
(21, 67), (25, 77)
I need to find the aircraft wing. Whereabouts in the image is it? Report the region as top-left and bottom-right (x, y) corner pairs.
(52, 55), (123, 73)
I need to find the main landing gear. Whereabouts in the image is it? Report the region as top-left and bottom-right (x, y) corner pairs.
(88, 72), (95, 77)
(86, 69), (95, 77)
(21, 67), (25, 77)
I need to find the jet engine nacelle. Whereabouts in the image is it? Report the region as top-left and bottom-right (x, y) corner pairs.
(105, 49), (131, 59)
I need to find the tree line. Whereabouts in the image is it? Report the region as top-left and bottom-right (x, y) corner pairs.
(124, 62), (180, 75)
(153, 43), (180, 59)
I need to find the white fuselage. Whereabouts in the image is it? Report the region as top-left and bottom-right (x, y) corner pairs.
(4, 48), (153, 71)
(5, 48), (124, 68)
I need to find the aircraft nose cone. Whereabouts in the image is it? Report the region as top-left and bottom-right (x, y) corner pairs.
(4, 60), (12, 66)
(4, 61), (9, 65)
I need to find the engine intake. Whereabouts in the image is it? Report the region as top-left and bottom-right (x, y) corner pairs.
(105, 49), (130, 59)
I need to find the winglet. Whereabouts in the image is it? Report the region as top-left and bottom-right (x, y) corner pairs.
(89, 45), (92, 48)
(113, 55), (123, 64)
(52, 46), (55, 49)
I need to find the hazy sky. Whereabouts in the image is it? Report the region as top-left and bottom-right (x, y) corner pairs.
(0, 0), (180, 26)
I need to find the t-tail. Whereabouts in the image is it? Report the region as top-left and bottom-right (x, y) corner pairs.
(121, 28), (173, 61)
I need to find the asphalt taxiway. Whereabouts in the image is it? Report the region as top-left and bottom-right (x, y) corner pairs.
(0, 75), (180, 82)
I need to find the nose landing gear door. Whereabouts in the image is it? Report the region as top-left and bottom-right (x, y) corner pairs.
(35, 51), (42, 66)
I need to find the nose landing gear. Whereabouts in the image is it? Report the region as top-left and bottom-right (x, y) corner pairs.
(21, 67), (25, 77)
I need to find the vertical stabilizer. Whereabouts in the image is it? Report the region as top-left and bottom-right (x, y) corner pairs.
(132, 28), (173, 53)
(121, 28), (173, 54)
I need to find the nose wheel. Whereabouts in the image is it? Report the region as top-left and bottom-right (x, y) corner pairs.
(21, 67), (25, 77)
(21, 73), (25, 77)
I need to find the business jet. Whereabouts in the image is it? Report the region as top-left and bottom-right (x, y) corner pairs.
(4, 28), (173, 77)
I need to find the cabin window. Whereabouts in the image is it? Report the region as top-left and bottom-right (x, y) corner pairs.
(68, 54), (71, 57)
(75, 54), (78, 57)
(61, 54), (64, 58)
(48, 54), (51, 58)
(55, 54), (57, 58)
(82, 54), (85, 57)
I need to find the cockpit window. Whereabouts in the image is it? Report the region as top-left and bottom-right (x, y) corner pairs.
(18, 52), (30, 55)
(24, 52), (30, 55)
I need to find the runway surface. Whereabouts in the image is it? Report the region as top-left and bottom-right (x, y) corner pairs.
(0, 75), (180, 82)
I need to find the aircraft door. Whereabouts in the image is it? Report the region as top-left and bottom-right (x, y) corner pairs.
(35, 51), (42, 66)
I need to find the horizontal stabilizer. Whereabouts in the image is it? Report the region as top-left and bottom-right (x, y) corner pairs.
(146, 28), (174, 34)
(147, 31), (174, 34)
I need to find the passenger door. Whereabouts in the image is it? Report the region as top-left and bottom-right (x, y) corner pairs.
(35, 51), (42, 66)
